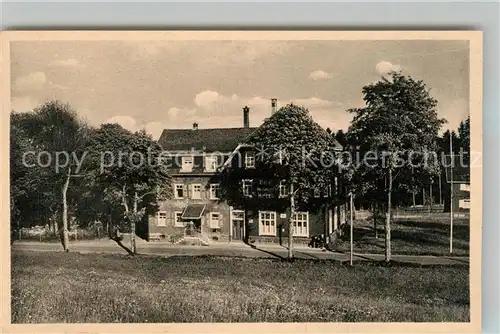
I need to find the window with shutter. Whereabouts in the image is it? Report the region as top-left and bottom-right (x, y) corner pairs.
(191, 184), (202, 199)
(210, 183), (220, 199)
(181, 156), (194, 172)
(157, 211), (167, 226)
(174, 184), (184, 199)
(210, 212), (221, 229)
(174, 211), (184, 227)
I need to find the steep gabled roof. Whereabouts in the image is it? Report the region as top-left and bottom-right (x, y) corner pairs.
(158, 127), (257, 152)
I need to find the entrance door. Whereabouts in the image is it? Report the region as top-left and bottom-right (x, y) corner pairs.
(231, 210), (245, 241)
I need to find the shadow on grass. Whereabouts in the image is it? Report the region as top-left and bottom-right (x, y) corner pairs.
(246, 243), (287, 261)
(294, 250), (322, 260)
(329, 248), (380, 263)
(343, 224), (469, 252)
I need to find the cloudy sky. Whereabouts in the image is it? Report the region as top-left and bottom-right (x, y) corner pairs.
(11, 39), (469, 139)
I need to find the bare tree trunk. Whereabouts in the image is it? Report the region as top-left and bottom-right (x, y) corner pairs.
(130, 192), (138, 254)
(385, 169), (393, 262)
(439, 172), (443, 205)
(61, 168), (71, 252)
(412, 167), (416, 207)
(108, 228), (134, 255)
(112, 185), (135, 256)
(429, 180), (433, 214)
(288, 183), (295, 261)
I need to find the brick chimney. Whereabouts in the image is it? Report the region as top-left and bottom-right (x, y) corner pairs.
(192, 122), (198, 130)
(271, 98), (277, 114)
(243, 106), (250, 128)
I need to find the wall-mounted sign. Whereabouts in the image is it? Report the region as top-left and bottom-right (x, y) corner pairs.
(280, 213), (287, 218)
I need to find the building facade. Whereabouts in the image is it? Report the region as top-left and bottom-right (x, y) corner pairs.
(147, 100), (347, 245)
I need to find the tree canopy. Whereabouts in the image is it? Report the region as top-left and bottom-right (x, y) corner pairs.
(346, 72), (446, 261)
(86, 123), (172, 254)
(220, 103), (342, 259)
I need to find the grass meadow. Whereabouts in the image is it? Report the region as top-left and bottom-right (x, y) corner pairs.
(332, 218), (470, 256)
(12, 251), (469, 323)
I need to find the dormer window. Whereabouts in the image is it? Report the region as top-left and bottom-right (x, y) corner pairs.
(205, 155), (218, 172)
(245, 151), (255, 168)
(181, 156), (194, 172)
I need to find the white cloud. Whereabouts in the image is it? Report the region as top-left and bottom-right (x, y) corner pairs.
(309, 70), (332, 81)
(104, 115), (138, 133)
(375, 61), (402, 75)
(194, 90), (221, 108)
(50, 58), (83, 67)
(13, 72), (47, 92)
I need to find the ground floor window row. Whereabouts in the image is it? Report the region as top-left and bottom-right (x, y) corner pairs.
(257, 211), (309, 237)
(156, 206), (222, 230)
(156, 209), (310, 237)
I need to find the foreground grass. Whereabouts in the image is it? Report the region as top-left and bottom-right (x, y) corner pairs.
(333, 218), (470, 256)
(11, 251), (469, 323)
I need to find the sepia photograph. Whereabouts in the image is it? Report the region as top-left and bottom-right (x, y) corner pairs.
(2, 31), (481, 332)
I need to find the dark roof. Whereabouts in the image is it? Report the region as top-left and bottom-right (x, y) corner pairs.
(158, 127), (257, 152)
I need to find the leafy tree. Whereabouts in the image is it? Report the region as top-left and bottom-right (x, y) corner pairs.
(87, 124), (171, 255)
(457, 116), (470, 174)
(11, 102), (89, 251)
(220, 104), (339, 260)
(438, 129), (461, 212)
(10, 113), (53, 242)
(458, 116), (470, 153)
(334, 129), (348, 148)
(346, 72), (446, 262)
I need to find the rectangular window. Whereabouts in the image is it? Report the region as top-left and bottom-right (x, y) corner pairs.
(174, 184), (184, 199)
(210, 183), (220, 199)
(259, 211), (276, 236)
(313, 188), (321, 198)
(205, 156), (218, 172)
(245, 152), (255, 168)
(157, 211), (167, 226)
(279, 180), (287, 198)
(242, 179), (253, 197)
(174, 211), (184, 227)
(181, 156), (194, 172)
(191, 184), (202, 199)
(292, 212), (309, 237)
(210, 212), (221, 229)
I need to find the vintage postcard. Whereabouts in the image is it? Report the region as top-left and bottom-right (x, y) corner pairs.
(1, 31), (482, 333)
